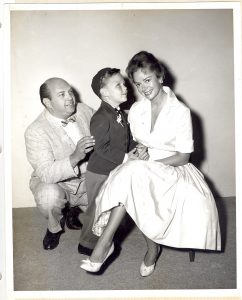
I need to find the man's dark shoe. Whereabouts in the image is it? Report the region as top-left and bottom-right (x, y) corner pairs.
(78, 243), (93, 256)
(43, 217), (65, 250)
(66, 206), (82, 230)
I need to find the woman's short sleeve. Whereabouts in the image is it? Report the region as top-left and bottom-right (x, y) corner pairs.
(175, 108), (194, 153)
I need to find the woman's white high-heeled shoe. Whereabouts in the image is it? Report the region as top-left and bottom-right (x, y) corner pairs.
(140, 245), (160, 277)
(80, 243), (114, 273)
(140, 261), (156, 277)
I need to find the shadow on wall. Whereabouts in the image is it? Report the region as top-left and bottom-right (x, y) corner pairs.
(176, 93), (226, 251)
(164, 61), (226, 252)
(163, 60), (222, 198)
(72, 87), (82, 105)
(120, 78), (136, 111)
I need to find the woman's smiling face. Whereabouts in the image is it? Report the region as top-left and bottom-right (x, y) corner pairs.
(132, 68), (163, 101)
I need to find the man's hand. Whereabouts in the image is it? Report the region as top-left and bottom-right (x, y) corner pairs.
(70, 136), (95, 168)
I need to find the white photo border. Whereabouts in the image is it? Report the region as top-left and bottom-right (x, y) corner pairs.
(1, 1), (241, 299)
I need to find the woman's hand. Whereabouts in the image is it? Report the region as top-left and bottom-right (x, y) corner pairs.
(157, 152), (190, 167)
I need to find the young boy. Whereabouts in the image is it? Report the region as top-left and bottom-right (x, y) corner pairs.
(78, 68), (147, 255)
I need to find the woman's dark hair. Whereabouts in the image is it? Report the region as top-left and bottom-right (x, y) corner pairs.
(126, 51), (165, 81)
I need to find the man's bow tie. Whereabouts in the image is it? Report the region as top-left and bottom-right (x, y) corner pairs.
(61, 115), (76, 127)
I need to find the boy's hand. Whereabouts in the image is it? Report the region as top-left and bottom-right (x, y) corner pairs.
(127, 148), (139, 161)
(127, 144), (149, 161)
(135, 144), (149, 161)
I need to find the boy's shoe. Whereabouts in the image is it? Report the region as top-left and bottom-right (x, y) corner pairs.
(78, 244), (93, 256)
(66, 206), (82, 230)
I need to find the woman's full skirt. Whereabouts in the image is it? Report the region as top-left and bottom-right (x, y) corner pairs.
(93, 160), (221, 251)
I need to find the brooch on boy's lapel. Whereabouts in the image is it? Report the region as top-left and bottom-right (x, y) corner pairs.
(116, 114), (124, 127)
(115, 109), (125, 127)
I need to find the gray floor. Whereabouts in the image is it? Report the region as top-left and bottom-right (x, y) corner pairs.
(13, 197), (236, 291)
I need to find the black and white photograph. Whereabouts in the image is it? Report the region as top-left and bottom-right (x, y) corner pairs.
(0, 1), (241, 299)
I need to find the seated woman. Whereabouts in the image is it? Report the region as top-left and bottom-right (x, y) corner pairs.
(80, 51), (221, 276)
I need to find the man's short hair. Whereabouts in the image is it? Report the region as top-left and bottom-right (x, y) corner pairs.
(39, 82), (52, 107)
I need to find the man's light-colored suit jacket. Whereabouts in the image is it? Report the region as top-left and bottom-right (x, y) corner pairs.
(25, 102), (95, 199)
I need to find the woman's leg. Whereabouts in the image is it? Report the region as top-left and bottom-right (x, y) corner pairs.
(89, 204), (126, 262)
(143, 234), (160, 266)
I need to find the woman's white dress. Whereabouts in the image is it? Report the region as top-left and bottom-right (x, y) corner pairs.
(93, 87), (221, 251)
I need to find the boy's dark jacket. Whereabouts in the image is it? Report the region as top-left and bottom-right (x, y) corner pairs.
(87, 101), (137, 175)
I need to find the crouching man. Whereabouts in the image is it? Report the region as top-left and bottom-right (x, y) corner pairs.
(25, 77), (95, 250)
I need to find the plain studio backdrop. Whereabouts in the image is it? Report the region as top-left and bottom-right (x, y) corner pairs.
(11, 8), (235, 208)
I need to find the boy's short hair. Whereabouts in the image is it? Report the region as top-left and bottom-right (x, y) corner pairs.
(91, 68), (120, 99)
